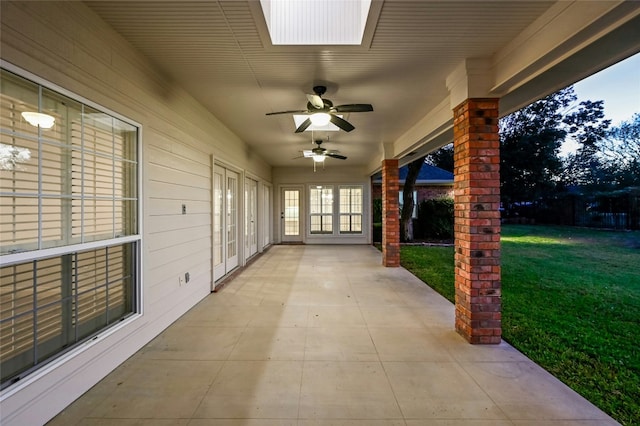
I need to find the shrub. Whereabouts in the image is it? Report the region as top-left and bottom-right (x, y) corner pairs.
(416, 197), (454, 240)
(372, 223), (382, 242)
(372, 198), (382, 223)
(372, 199), (383, 242)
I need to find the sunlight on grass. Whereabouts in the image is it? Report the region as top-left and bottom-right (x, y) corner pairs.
(400, 224), (640, 425)
(500, 235), (570, 245)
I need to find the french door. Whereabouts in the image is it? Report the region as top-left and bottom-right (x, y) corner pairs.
(213, 165), (239, 282)
(263, 185), (271, 248)
(281, 187), (302, 243)
(244, 177), (258, 260)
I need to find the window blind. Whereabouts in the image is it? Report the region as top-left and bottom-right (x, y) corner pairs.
(0, 68), (139, 390)
(0, 243), (133, 385)
(339, 186), (363, 233)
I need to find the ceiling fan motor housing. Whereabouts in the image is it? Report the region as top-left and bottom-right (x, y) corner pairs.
(307, 98), (332, 111)
(313, 85), (327, 96)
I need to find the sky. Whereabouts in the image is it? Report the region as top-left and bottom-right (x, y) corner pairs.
(561, 52), (639, 154)
(573, 52), (640, 126)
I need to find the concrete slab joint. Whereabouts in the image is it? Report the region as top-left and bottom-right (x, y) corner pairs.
(453, 98), (502, 344)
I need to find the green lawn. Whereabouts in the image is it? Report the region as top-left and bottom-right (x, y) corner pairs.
(400, 224), (640, 425)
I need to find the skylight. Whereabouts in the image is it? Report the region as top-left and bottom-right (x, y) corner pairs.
(260, 0), (372, 45)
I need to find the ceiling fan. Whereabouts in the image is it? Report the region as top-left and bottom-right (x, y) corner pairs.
(266, 85), (373, 133)
(298, 139), (347, 171)
(303, 139), (347, 161)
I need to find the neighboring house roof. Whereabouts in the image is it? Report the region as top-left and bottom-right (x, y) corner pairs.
(372, 163), (454, 185)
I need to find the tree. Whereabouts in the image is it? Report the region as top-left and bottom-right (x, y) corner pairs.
(499, 88), (570, 209)
(400, 156), (426, 242)
(561, 99), (611, 188)
(499, 86), (611, 211)
(599, 113), (640, 187)
(425, 143), (453, 172)
(561, 152), (609, 189)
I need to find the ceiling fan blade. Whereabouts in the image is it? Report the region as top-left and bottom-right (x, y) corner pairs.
(327, 152), (347, 160)
(306, 94), (324, 109)
(329, 114), (355, 132)
(266, 110), (308, 116)
(303, 150), (314, 157)
(295, 118), (313, 133)
(334, 104), (373, 113)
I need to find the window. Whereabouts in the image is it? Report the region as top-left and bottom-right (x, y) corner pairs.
(309, 186), (333, 234)
(283, 189), (299, 236)
(0, 68), (140, 389)
(339, 186), (362, 234)
(308, 184), (365, 236)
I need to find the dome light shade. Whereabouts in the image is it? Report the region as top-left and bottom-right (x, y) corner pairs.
(312, 154), (326, 163)
(21, 112), (55, 129)
(310, 112), (331, 126)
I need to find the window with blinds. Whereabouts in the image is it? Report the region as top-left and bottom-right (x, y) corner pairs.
(0, 68), (140, 390)
(309, 186), (333, 234)
(339, 186), (363, 234)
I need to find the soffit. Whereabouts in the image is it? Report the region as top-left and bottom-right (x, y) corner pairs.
(84, 1), (586, 169)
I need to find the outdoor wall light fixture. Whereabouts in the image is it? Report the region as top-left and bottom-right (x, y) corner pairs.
(21, 111), (55, 129)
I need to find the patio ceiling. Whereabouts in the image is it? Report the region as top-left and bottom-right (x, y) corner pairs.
(85, 1), (640, 172)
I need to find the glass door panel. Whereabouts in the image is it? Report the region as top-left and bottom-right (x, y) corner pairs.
(226, 171), (238, 270)
(213, 168), (224, 282)
(249, 179), (257, 256)
(281, 188), (301, 242)
(263, 186), (271, 248)
(213, 166), (238, 282)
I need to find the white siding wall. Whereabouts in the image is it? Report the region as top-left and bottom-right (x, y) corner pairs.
(0, 2), (271, 425)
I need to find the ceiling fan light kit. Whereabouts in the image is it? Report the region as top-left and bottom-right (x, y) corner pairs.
(21, 111), (55, 129)
(310, 112), (331, 126)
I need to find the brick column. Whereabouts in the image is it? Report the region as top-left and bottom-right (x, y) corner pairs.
(382, 159), (400, 267)
(453, 98), (501, 344)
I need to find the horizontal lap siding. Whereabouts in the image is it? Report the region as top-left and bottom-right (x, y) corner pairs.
(0, 2), (271, 425)
(145, 132), (211, 311)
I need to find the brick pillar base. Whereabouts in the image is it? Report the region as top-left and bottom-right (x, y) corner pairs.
(453, 98), (501, 344)
(382, 159), (399, 267)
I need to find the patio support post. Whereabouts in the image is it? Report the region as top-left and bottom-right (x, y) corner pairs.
(381, 159), (400, 267)
(453, 98), (502, 344)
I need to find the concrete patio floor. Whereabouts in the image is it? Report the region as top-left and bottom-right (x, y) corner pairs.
(48, 244), (618, 425)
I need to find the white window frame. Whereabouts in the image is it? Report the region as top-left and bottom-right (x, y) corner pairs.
(339, 185), (363, 234)
(307, 184), (366, 237)
(308, 185), (334, 234)
(0, 62), (142, 390)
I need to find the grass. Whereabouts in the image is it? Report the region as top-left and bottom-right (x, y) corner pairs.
(400, 224), (640, 425)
